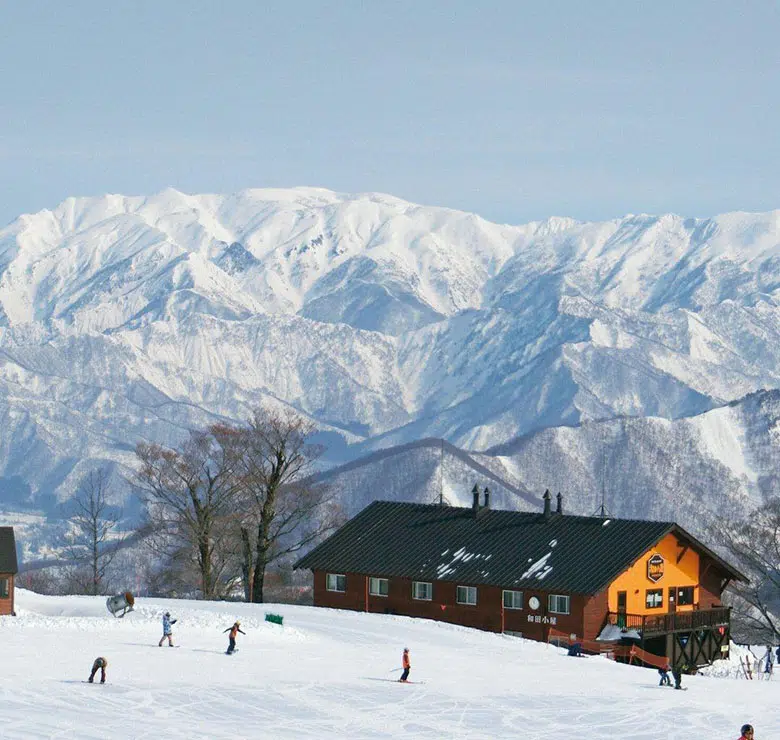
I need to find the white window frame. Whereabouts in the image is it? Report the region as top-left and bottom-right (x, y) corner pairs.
(645, 588), (663, 609)
(548, 594), (570, 615)
(369, 577), (389, 597)
(326, 573), (346, 593)
(412, 581), (432, 601)
(456, 585), (477, 606)
(503, 590), (523, 610)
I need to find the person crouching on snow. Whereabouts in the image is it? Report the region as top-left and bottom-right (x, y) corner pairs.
(158, 611), (177, 647)
(658, 662), (672, 686)
(400, 647), (411, 682)
(223, 620), (245, 654)
(88, 657), (108, 684)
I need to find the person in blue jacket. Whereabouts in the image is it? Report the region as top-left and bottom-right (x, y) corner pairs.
(158, 611), (177, 647)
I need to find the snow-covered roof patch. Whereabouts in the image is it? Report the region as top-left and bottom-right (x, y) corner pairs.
(520, 552), (553, 580)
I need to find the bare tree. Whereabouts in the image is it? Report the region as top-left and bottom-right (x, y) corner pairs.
(134, 425), (244, 600)
(232, 409), (341, 603)
(63, 468), (124, 595)
(709, 498), (780, 643)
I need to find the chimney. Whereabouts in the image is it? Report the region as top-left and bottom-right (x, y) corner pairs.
(472, 484), (480, 516)
(543, 489), (552, 518)
(556, 492), (563, 515)
(483, 487), (490, 510)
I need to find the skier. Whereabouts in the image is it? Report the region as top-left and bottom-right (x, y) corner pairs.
(567, 640), (583, 657)
(738, 724), (754, 739)
(399, 647), (411, 683)
(658, 661), (672, 686)
(763, 645), (773, 678)
(88, 656), (108, 684)
(223, 620), (245, 654)
(158, 611), (177, 647)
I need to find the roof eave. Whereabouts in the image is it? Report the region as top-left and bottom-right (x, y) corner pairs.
(670, 524), (749, 583)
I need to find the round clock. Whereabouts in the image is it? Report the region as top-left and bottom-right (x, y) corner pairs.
(528, 596), (540, 610)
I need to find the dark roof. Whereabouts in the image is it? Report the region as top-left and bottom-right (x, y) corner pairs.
(0, 527), (18, 574)
(295, 501), (746, 594)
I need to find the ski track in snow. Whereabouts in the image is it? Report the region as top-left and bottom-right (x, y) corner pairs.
(0, 589), (777, 739)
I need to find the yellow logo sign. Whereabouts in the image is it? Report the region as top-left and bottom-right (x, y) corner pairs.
(647, 553), (665, 583)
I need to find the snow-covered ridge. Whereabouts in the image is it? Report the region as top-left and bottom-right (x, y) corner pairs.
(1, 187), (780, 535)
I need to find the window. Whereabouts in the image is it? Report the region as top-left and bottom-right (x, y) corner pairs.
(646, 589), (663, 609)
(326, 573), (346, 592)
(677, 586), (694, 606)
(456, 585), (477, 605)
(548, 594), (570, 615)
(0, 577), (7, 599)
(503, 590), (523, 610)
(412, 581), (432, 601)
(369, 577), (389, 597)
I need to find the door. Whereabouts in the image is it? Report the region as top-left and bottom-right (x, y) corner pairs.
(617, 591), (627, 628)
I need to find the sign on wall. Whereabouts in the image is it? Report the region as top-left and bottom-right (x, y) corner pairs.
(647, 553), (665, 583)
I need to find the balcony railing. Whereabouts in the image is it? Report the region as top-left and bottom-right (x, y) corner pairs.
(605, 606), (730, 636)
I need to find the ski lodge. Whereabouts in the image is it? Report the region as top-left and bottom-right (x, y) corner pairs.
(0, 526), (18, 616)
(295, 489), (746, 669)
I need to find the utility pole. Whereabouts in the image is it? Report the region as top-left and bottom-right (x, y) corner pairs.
(439, 438), (444, 505)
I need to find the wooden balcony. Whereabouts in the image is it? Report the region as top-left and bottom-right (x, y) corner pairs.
(605, 606), (730, 636)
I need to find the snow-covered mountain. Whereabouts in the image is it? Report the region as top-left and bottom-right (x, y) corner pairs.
(2, 187), (780, 548)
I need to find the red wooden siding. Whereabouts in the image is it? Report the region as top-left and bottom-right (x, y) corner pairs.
(0, 573), (15, 616)
(698, 555), (725, 608)
(312, 571), (595, 640)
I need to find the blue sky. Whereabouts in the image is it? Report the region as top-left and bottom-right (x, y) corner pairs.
(1, 1), (778, 227)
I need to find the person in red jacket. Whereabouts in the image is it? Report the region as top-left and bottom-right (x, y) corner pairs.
(399, 647), (411, 682)
(223, 620), (246, 655)
(738, 724), (754, 740)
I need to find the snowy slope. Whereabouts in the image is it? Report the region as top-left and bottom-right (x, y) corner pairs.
(2, 188), (780, 536)
(0, 588), (775, 739)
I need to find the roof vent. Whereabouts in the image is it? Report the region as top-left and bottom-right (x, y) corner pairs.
(556, 492), (563, 515)
(543, 489), (552, 519)
(472, 484), (480, 516)
(483, 487), (490, 510)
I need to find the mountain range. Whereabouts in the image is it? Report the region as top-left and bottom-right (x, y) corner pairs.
(1, 187), (779, 557)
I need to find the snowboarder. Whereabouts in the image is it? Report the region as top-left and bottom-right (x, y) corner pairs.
(399, 647), (411, 682)
(738, 724), (754, 739)
(88, 656), (108, 684)
(672, 664), (684, 690)
(567, 640), (583, 657)
(658, 662), (672, 686)
(158, 611), (177, 647)
(223, 620), (245, 654)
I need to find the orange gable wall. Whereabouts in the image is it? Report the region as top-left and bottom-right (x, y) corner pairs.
(608, 533), (699, 614)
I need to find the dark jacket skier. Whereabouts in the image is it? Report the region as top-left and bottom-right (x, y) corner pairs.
(223, 621), (245, 654)
(672, 663), (687, 689)
(88, 657), (108, 684)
